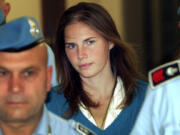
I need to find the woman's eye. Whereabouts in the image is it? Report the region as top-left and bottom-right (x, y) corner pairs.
(65, 43), (76, 49)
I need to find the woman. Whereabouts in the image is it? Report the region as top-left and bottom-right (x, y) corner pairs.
(47, 2), (148, 135)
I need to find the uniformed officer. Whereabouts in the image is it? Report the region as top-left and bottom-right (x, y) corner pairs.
(130, 60), (180, 135)
(0, 16), (95, 135)
(0, 0), (58, 87)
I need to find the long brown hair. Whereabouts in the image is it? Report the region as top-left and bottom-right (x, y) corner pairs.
(54, 2), (144, 118)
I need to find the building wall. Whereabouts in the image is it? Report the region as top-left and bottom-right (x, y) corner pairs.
(6, 0), (42, 29)
(65, 0), (125, 40)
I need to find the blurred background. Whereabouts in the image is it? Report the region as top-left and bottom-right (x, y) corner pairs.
(6, 0), (180, 76)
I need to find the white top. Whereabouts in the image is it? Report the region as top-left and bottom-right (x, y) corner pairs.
(79, 77), (125, 129)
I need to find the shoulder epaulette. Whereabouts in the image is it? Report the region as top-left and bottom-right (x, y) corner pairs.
(149, 60), (180, 89)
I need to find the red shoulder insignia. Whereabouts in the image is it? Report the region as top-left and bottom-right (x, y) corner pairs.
(149, 60), (180, 89)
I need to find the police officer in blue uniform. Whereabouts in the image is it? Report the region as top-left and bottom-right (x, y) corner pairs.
(131, 60), (180, 135)
(0, 0), (58, 88)
(0, 16), (95, 135)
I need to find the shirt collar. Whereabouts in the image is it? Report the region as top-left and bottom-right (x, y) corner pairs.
(79, 77), (125, 129)
(33, 105), (49, 135)
(110, 77), (125, 109)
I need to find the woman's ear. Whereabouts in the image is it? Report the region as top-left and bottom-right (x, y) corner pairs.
(108, 41), (114, 50)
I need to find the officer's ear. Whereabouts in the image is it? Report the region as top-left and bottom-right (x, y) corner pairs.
(4, 2), (11, 17)
(46, 65), (52, 92)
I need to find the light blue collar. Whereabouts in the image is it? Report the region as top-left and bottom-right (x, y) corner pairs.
(33, 105), (51, 135)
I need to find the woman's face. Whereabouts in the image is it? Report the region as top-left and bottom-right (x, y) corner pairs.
(64, 22), (114, 79)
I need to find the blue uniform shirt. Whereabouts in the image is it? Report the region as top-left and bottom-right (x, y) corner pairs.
(131, 61), (180, 135)
(34, 106), (82, 135)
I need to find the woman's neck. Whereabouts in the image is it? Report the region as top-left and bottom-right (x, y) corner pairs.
(82, 71), (116, 102)
(83, 73), (117, 129)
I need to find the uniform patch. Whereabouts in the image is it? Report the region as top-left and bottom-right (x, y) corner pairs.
(149, 60), (180, 89)
(28, 18), (40, 38)
(75, 122), (96, 135)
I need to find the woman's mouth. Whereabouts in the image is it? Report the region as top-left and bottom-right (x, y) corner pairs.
(79, 63), (92, 69)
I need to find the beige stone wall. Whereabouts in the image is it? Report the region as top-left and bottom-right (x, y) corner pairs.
(6, 0), (42, 29)
(5, 0), (127, 41)
(65, 0), (125, 40)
